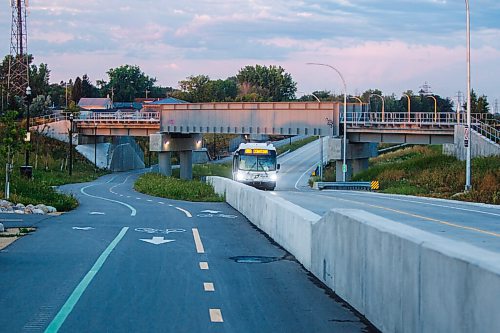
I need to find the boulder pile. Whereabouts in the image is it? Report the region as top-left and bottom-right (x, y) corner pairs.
(0, 200), (57, 215)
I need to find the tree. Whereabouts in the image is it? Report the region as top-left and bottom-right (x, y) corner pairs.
(81, 74), (98, 98)
(29, 95), (52, 117)
(99, 65), (156, 102)
(0, 110), (27, 171)
(72, 77), (82, 103)
(236, 65), (297, 101)
(463, 89), (489, 114)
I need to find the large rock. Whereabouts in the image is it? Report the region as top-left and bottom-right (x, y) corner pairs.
(35, 204), (49, 214)
(32, 208), (45, 215)
(46, 206), (57, 213)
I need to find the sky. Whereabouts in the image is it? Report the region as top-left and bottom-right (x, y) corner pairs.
(1, 0), (499, 108)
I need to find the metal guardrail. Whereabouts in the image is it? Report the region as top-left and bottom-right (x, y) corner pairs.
(313, 181), (373, 191)
(471, 116), (500, 145)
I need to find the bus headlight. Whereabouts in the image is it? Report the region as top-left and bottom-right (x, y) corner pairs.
(236, 171), (246, 181)
(270, 173), (278, 181)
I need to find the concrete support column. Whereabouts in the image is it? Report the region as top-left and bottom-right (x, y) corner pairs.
(335, 160), (352, 181)
(179, 150), (193, 180)
(158, 151), (172, 176)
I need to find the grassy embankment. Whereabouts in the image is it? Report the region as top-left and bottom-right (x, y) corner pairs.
(0, 134), (108, 211)
(315, 145), (500, 204)
(134, 136), (319, 201)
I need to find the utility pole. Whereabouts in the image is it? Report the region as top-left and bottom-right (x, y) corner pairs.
(7, 0), (30, 99)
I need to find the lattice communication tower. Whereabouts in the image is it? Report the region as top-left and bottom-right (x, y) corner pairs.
(7, 0), (30, 99)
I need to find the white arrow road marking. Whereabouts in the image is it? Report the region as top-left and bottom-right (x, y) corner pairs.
(72, 227), (95, 230)
(140, 237), (175, 245)
(200, 210), (221, 214)
(175, 207), (192, 218)
(89, 212), (105, 215)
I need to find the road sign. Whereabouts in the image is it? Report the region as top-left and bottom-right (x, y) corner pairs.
(342, 164), (347, 173)
(464, 126), (469, 147)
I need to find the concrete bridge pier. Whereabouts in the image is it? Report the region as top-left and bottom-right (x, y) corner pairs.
(150, 133), (202, 180)
(179, 151), (193, 180)
(327, 138), (378, 181)
(158, 151), (172, 176)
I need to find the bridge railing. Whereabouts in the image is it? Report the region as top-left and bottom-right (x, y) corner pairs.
(471, 115), (500, 144)
(344, 111), (458, 126)
(75, 111), (160, 123)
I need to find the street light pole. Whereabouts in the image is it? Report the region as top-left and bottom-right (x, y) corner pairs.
(69, 113), (74, 176)
(403, 93), (411, 122)
(307, 62), (348, 182)
(426, 95), (438, 122)
(25, 86), (31, 167)
(370, 94), (385, 122)
(465, 0), (472, 191)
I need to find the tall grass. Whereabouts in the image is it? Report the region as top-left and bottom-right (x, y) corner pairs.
(352, 146), (500, 204)
(134, 173), (224, 202)
(0, 133), (108, 210)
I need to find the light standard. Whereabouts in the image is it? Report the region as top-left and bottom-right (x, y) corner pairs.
(465, 0), (472, 191)
(299, 91), (323, 178)
(307, 62), (348, 182)
(426, 95), (438, 122)
(403, 93), (411, 122)
(69, 113), (74, 176)
(370, 94), (385, 122)
(25, 86), (31, 167)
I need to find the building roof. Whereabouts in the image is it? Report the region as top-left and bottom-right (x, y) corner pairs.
(113, 102), (143, 110)
(151, 97), (188, 104)
(78, 98), (113, 110)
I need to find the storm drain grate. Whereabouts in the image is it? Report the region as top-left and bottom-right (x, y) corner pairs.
(230, 256), (281, 264)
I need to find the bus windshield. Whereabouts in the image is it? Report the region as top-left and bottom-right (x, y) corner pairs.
(238, 155), (276, 171)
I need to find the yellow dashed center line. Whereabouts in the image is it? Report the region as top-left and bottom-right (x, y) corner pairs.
(320, 194), (500, 238)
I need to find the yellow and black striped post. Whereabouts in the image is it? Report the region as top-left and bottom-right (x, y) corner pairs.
(371, 180), (380, 190)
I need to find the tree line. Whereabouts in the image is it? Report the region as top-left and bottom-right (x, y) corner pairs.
(0, 54), (493, 120)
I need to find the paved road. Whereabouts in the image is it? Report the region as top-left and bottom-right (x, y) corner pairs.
(275, 139), (500, 253)
(0, 171), (373, 332)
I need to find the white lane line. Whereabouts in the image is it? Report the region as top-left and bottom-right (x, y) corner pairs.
(158, 202), (165, 205)
(294, 162), (318, 190)
(204, 282), (215, 292)
(147, 199), (153, 202)
(136, 197), (141, 200)
(168, 204), (173, 207)
(80, 184), (137, 217)
(109, 174), (133, 194)
(175, 207), (192, 218)
(199, 262), (209, 270)
(209, 309), (223, 323)
(192, 228), (205, 253)
(105, 175), (119, 184)
(340, 192), (500, 218)
(127, 196), (131, 198)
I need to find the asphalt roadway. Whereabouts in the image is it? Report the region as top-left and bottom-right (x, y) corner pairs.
(0, 171), (374, 333)
(275, 139), (500, 253)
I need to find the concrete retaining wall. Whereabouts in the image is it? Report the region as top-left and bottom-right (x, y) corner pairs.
(443, 125), (500, 160)
(208, 176), (500, 333)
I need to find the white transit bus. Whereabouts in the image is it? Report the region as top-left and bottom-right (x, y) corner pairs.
(232, 142), (280, 190)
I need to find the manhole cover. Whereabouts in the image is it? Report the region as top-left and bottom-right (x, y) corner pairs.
(230, 256), (280, 264)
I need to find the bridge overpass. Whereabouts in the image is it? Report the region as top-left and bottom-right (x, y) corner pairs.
(34, 102), (499, 179)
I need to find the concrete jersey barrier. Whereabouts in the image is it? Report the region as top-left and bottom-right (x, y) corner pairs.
(207, 176), (500, 333)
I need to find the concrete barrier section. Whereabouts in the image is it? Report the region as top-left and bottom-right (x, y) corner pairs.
(208, 176), (319, 270)
(207, 176), (500, 333)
